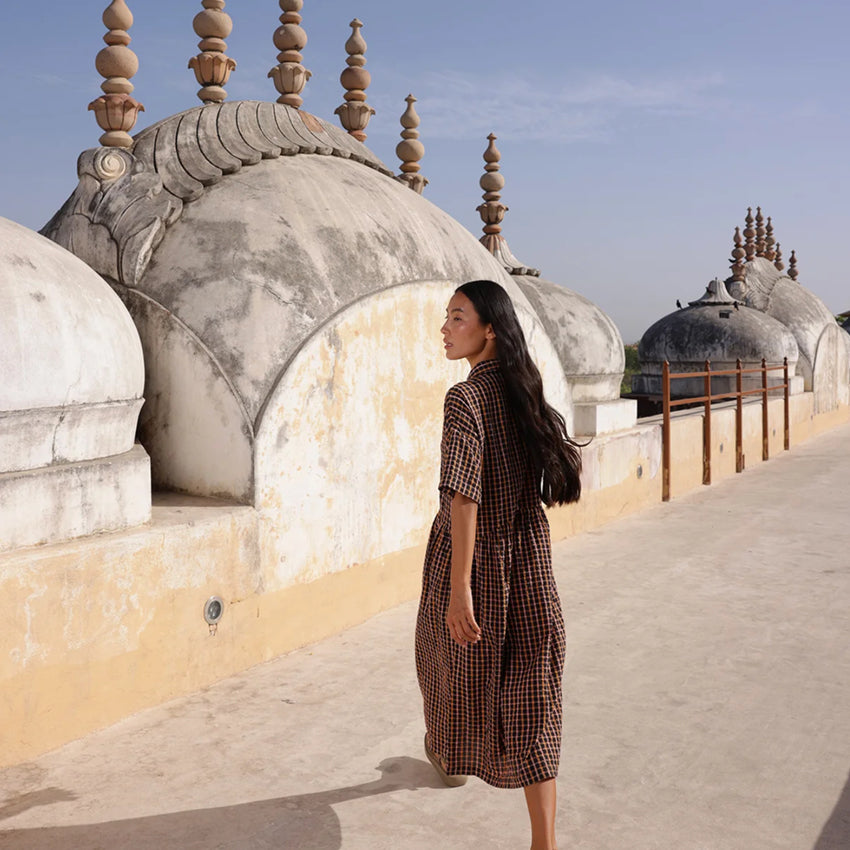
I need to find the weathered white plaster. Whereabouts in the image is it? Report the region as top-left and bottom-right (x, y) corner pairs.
(745, 258), (844, 391)
(0, 445), (151, 553)
(813, 323), (850, 413)
(514, 275), (626, 403)
(0, 217), (144, 411)
(0, 217), (150, 550)
(116, 290), (253, 501)
(574, 398), (638, 437)
(105, 147), (536, 501)
(0, 401), (143, 473)
(579, 422), (661, 492)
(254, 281), (570, 589)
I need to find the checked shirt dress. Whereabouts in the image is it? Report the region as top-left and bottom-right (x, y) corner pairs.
(415, 358), (566, 789)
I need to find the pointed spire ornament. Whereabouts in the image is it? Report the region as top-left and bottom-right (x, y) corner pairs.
(188, 0), (237, 104)
(788, 249), (799, 280)
(268, 0), (311, 108)
(755, 206), (766, 256)
(396, 95), (427, 193)
(88, 0), (145, 148)
(764, 216), (776, 261)
(743, 207), (756, 262)
(774, 242), (785, 272)
(334, 19), (375, 142)
(729, 226), (746, 282)
(477, 134), (507, 251)
(475, 134), (539, 276)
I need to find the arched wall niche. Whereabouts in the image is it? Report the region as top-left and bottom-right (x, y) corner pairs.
(253, 280), (571, 589)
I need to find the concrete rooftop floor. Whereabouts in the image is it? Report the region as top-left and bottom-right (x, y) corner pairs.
(2, 423), (850, 850)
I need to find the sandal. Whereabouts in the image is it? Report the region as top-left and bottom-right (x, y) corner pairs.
(424, 735), (468, 787)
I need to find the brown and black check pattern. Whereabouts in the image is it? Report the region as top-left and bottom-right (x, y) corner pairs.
(415, 358), (566, 789)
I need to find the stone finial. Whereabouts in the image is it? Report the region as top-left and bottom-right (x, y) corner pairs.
(788, 249), (799, 280)
(268, 0), (311, 108)
(334, 19), (375, 142)
(743, 207), (756, 261)
(475, 133), (539, 276)
(477, 133), (508, 250)
(774, 242), (785, 272)
(755, 206), (766, 256)
(764, 216), (776, 261)
(396, 95), (427, 194)
(188, 0), (237, 104)
(729, 226), (746, 282)
(690, 277), (736, 306)
(88, 0), (145, 148)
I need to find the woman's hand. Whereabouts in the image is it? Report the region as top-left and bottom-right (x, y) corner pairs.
(447, 585), (481, 646)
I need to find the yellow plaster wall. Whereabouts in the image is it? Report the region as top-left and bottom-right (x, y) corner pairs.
(0, 497), (426, 769)
(1, 392), (847, 768)
(253, 280), (569, 590)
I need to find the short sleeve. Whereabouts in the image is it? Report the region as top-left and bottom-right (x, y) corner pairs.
(438, 386), (482, 503)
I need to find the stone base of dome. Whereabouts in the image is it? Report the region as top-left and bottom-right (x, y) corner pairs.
(0, 400), (144, 474)
(0, 444), (151, 552)
(573, 398), (637, 437)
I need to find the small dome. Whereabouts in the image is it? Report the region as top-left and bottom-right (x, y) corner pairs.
(0, 217), (144, 472)
(634, 278), (798, 396)
(638, 304), (797, 366)
(513, 275), (625, 403)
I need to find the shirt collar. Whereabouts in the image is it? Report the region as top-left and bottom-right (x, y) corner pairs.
(468, 358), (500, 379)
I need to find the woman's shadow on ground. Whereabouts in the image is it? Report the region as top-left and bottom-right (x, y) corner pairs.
(0, 756), (443, 850)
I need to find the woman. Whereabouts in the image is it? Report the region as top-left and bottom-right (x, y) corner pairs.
(415, 279), (582, 850)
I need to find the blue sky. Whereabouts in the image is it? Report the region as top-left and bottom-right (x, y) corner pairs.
(2, 0), (848, 342)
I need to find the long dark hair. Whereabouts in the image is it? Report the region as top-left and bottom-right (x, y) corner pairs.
(457, 279), (582, 506)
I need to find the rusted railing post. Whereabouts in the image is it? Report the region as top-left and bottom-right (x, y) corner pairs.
(761, 357), (769, 461)
(783, 357), (790, 451)
(703, 359), (711, 485)
(662, 360), (671, 502)
(735, 358), (744, 472)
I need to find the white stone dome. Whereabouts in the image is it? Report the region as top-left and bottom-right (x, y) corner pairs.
(743, 257), (850, 399)
(0, 217), (145, 473)
(43, 103), (568, 502)
(634, 278), (799, 397)
(513, 275), (625, 402)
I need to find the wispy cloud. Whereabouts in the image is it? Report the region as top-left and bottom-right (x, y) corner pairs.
(369, 69), (726, 142)
(12, 71), (91, 96)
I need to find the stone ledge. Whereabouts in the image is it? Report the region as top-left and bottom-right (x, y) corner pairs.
(573, 398), (637, 437)
(0, 444), (151, 553)
(0, 400), (144, 473)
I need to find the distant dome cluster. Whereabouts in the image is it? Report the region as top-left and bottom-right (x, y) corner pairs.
(634, 277), (798, 399)
(632, 208), (850, 413)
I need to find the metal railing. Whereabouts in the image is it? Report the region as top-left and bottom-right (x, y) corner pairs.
(661, 358), (790, 502)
